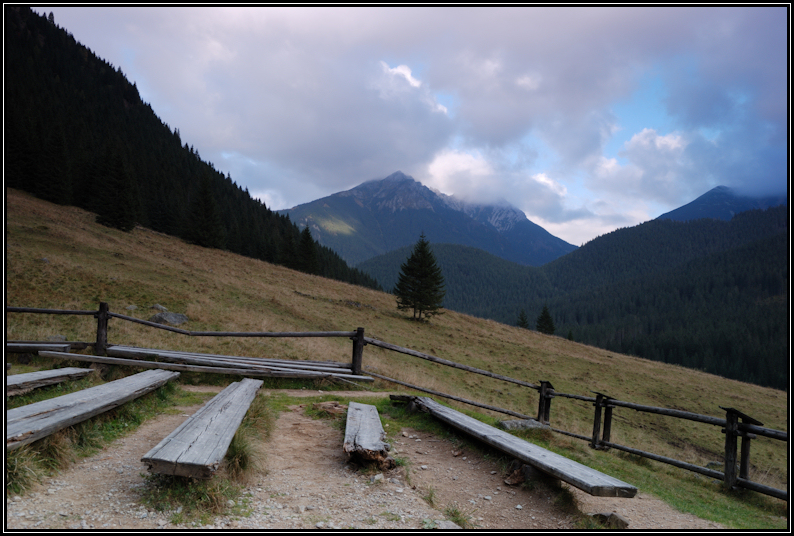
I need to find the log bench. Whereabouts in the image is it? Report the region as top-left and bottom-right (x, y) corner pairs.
(141, 378), (264, 479)
(343, 401), (395, 470)
(6, 367), (94, 396)
(104, 345), (374, 382)
(6, 342), (73, 354)
(6, 369), (180, 450)
(397, 395), (637, 498)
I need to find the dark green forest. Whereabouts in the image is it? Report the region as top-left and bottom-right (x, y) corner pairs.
(360, 207), (789, 390)
(4, 6), (380, 290)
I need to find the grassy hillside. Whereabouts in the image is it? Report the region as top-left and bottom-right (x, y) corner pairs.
(5, 188), (787, 527)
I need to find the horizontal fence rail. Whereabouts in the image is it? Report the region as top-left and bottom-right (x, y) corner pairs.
(6, 302), (788, 501)
(364, 369), (533, 420)
(364, 337), (539, 390)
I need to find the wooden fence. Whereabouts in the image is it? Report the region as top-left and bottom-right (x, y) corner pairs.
(6, 302), (787, 501)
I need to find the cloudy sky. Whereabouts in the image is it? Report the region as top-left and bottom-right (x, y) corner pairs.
(38, 6), (788, 245)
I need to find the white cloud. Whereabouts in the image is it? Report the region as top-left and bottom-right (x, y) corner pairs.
(531, 173), (567, 197)
(381, 62), (421, 87)
(424, 149), (494, 198)
(515, 74), (540, 91)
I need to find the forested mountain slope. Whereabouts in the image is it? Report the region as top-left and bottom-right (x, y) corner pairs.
(359, 206), (789, 389)
(4, 6), (379, 290)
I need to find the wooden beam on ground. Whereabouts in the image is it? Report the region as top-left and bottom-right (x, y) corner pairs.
(6, 369), (179, 450)
(141, 378), (263, 479)
(106, 346), (352, 373)
(343, 401), (395, 470)
(39, 351), (374, 383)
(6, 367), (93, 396)
(7, 340), (91, 351)
(402, 395), (638, 498)
(6, 342), (72, 354)
(108, 345), (351, 368)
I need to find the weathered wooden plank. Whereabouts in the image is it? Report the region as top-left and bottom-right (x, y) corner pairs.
(141, 378), (263, 479)
(107, 346), (352, 372)
(6, 367), (93, 395)
(6, 342), (72, 354)
(6, 369), (179, 450)
(108, 345), (350, 368)
(7, 340), (91, 351)
(408, 396), (637, 498)
(39, 351), (374, 382)
(343, 401), (394, 470)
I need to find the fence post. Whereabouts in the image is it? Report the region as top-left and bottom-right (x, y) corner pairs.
(591, 393), (604, 449)
(723, 409), (739, 491)
(94, 302), (109, 356)
(351, 327), (365, 375)
(537, 380), (554, 424)
(602, 400), (614, 451)
(740, 432), (756, 480)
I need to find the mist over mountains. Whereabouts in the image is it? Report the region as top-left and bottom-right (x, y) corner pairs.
(280, 171), (577, 267)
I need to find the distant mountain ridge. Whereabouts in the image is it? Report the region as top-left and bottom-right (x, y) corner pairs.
(657, 185), (786, 222)
(280, 171), (577, 266)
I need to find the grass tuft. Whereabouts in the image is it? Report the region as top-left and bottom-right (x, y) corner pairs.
(140, 473), (245, 525)
(421, 485), (437, 507)
(6, 446), (43, 495)
(443, 502), (475, 529)
(225, 393), (273, 482)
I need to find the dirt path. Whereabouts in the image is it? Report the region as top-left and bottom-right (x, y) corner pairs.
(5, 388), (725, 530)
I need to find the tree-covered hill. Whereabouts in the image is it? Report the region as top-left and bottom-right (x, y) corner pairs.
(4, 6), (379, 290)
(359, 206), (789, 389)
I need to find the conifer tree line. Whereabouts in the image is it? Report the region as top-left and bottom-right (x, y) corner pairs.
(4, 6), (379, 290)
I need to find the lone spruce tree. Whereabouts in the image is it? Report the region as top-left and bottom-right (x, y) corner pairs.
(394, 233), (445, 321)
(517, 308), (529, 329)
(536, 304), (555, 335)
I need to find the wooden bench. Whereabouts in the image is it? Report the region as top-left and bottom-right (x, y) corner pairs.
(101, 345), (373, 382)
(6, 369), (180, 450)
(343, 401), (395, 469)
(40, 350), (374, 383)
(141, 378), (264, 479)
(6, 342), (73, 354)
(6, 367), (93, 396)
(399, 396), (637, 498)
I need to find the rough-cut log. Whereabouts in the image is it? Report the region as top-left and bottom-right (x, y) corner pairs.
(402, 395), (637, 498)
(39, 351), (374, 382)
(343, 401), (395, 470)
(128, 347), (351, 368)
(7, 340), (91, 351)
(107, 346), (352, 373)
(141, 378), (264, 479)
(6, 367), (93, 396)
(6, 342), (72, 354)
(6, 369), (179, 450)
